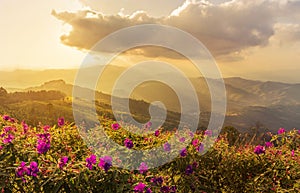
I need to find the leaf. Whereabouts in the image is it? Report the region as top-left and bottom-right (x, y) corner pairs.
(53, 181), (64, 193)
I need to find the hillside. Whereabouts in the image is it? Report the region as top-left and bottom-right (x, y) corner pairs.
(1, 66), (300, 132)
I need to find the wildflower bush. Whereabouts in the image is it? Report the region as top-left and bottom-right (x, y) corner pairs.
(0, 114), (299, 192)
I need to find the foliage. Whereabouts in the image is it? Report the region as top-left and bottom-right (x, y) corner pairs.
(0, 115), (299, 192)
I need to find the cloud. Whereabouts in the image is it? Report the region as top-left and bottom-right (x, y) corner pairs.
(52, 0), (300, 60)
(270, 23), (300, 46)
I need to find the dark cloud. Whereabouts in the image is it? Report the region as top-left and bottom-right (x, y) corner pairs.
(52, 0), (300, 60)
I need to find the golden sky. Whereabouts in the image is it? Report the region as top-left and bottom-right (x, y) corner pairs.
(1, 0), (300, 82)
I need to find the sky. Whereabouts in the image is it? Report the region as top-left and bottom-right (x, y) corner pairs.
(0, 0), (300, 82)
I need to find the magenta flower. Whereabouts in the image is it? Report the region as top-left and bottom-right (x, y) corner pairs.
(111, 123), (120, 130)
(179, 137), (185, 142)
(204, 130), (213, 136)
(3, 134), (14, 144)
(145, 121), (152, 128)
(163, 142), (171, 152)
(124, 138), (133, 149)
(16, 161), (28, 178)
(139, 162), (148, 174)
(37, 141), (51, 154)
(27, 161), (39, 177)
(134, 182), (146, 192)
(4, 126), (13, 133)
(98, 156), (112, 172)
(22, 121), (29, 134)
(59, 156), (68, 169)
(36, 133), (51, 154)
(192, 139), (199, 147)
(86, 154), (97, 170)
(43, 125), (50, 132)
(278, 128), (285, 135)
(185, 164), (193, 175)
(254, 145), (265, 155)
(58, 117), (65, 127)
(189, 132), (194, 138)
(291, 150), (295, 157)
(180, 148), (187, 157)
(154, 130), (160, 137)
(0, 145), (3, 150)
(2, 115), (10, 121)
(265, 142), (273, 148)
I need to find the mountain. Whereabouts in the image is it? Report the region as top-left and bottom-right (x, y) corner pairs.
(1, 67), (300, 132)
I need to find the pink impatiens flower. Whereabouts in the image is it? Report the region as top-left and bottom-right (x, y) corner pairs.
(163, 142), (171, 152)
(192, 139), (199, 147)
(254, 145), (265, 155)
(134, 182), (146, 192)
(27, 161), (39, 177)
(204, 130), (213, 136)
(86, 154), (97, 170)
(58, 117), (65, 127)
(139, 162), (148, 174)
(265, 142), (273, 148)
(58, 156), (68, 169)
(111, 123), (120, 130)
(124, 138), (133, 149)
(98, 156), (112, 172)
(278, 128), (285, 135)
(291, 150), (295, 157)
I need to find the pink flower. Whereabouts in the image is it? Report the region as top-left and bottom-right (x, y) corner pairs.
(179, 137), (185, 142)
(98, 156), (112, 172)
(163, 142), (171, 152)
(192, 139), (199, 147)
(3, 134), (14, 144)
(43, 125), (50, 132)
(134, 182), (146, 192)
(22, 121), (29, 134)
(154, 130), (160, 137)
(254, 145), (265, 155)
(58, 117), (65, 127)
(124, 138), (133, 149)
(86, 154), (97, 170)
(16, 161), (28, 178)
(204, 130), (213, 136)
(145, 122), (152, 128)
(277, 128), (285, 135)
(27, 161), (39, 177)
(265, 142), (273, 148)
(36, 133), (51, 154)
(111, 123), (120, 130)
(291, 150), (295, 157)
(2, 115), (10, 121)
(139, 162), (148, 174)
(58, 156), (68, 169)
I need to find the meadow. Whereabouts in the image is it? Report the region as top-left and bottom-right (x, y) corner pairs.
(0, 114), (299, 193)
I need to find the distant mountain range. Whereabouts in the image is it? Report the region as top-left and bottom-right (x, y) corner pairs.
(1, 68), (300, 132)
